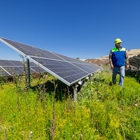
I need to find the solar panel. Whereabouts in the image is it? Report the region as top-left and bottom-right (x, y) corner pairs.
(3, 67), (24, 75)
(30, 66), (46, 73)
(0, 67), (10, 76)
(129, 55), (140, 68)
(54, 53), (81, 63)
(0, 38), (63, 60)
(0, 60), (14, 66)
(0, 59), (46, 77)
(30, 62), (39, 66)
(31, 57), (89, 84)
(9, 60), (23, 66)
(0, 37), (101, 86)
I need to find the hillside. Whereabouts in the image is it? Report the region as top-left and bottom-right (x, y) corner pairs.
(86, 49), (140, 66)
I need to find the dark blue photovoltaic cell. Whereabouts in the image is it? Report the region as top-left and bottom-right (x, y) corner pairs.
(85, 63), (101, 72)
(35, 48), (64, 60)
(54, 53), (78, 63)
(54, 53), (94, 67)
(0, 37), (101, 85)
(74, 63), (95, 73)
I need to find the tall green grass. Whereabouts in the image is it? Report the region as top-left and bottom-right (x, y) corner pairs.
(0, 71), (139, 140)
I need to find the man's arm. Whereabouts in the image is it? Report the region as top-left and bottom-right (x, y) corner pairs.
(109, 50), (114, 69)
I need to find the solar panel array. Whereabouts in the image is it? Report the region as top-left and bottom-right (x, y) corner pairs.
(129, 54), (140, 68)
(0, 37), (101, 86)
(0, 60), (45, 76)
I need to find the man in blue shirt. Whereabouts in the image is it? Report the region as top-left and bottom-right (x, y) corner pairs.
(109, 38), (129, 86)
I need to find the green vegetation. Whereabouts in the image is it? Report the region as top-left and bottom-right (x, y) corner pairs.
(0, 71), (140, 140)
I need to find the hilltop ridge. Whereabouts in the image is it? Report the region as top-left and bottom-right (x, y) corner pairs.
(86, 49), (140, 66)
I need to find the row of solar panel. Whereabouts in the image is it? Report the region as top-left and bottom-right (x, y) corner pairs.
(129, 55), (140, 68)
(0, 60), (45, 76)
(0, 38), (97, 64)
(0, 38), (101, 86)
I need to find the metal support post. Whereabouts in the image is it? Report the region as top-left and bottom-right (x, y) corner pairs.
(73, 85), (78, 102)
(26, 58), (30, 87)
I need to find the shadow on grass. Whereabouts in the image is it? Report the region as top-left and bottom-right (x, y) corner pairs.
(30, 79), (81, 101)
(125, 69), (140, 83)
(0, 74), (83, 101)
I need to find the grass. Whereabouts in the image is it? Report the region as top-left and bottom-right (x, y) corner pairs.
(0, 71), (140, 140)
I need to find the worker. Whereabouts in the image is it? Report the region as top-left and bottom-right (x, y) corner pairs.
(109, 38), (129, 86)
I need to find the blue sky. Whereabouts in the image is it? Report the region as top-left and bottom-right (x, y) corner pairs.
(0, 0), (140, 60)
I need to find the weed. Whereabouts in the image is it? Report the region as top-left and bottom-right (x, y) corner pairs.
(0, 71), (139, 139)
